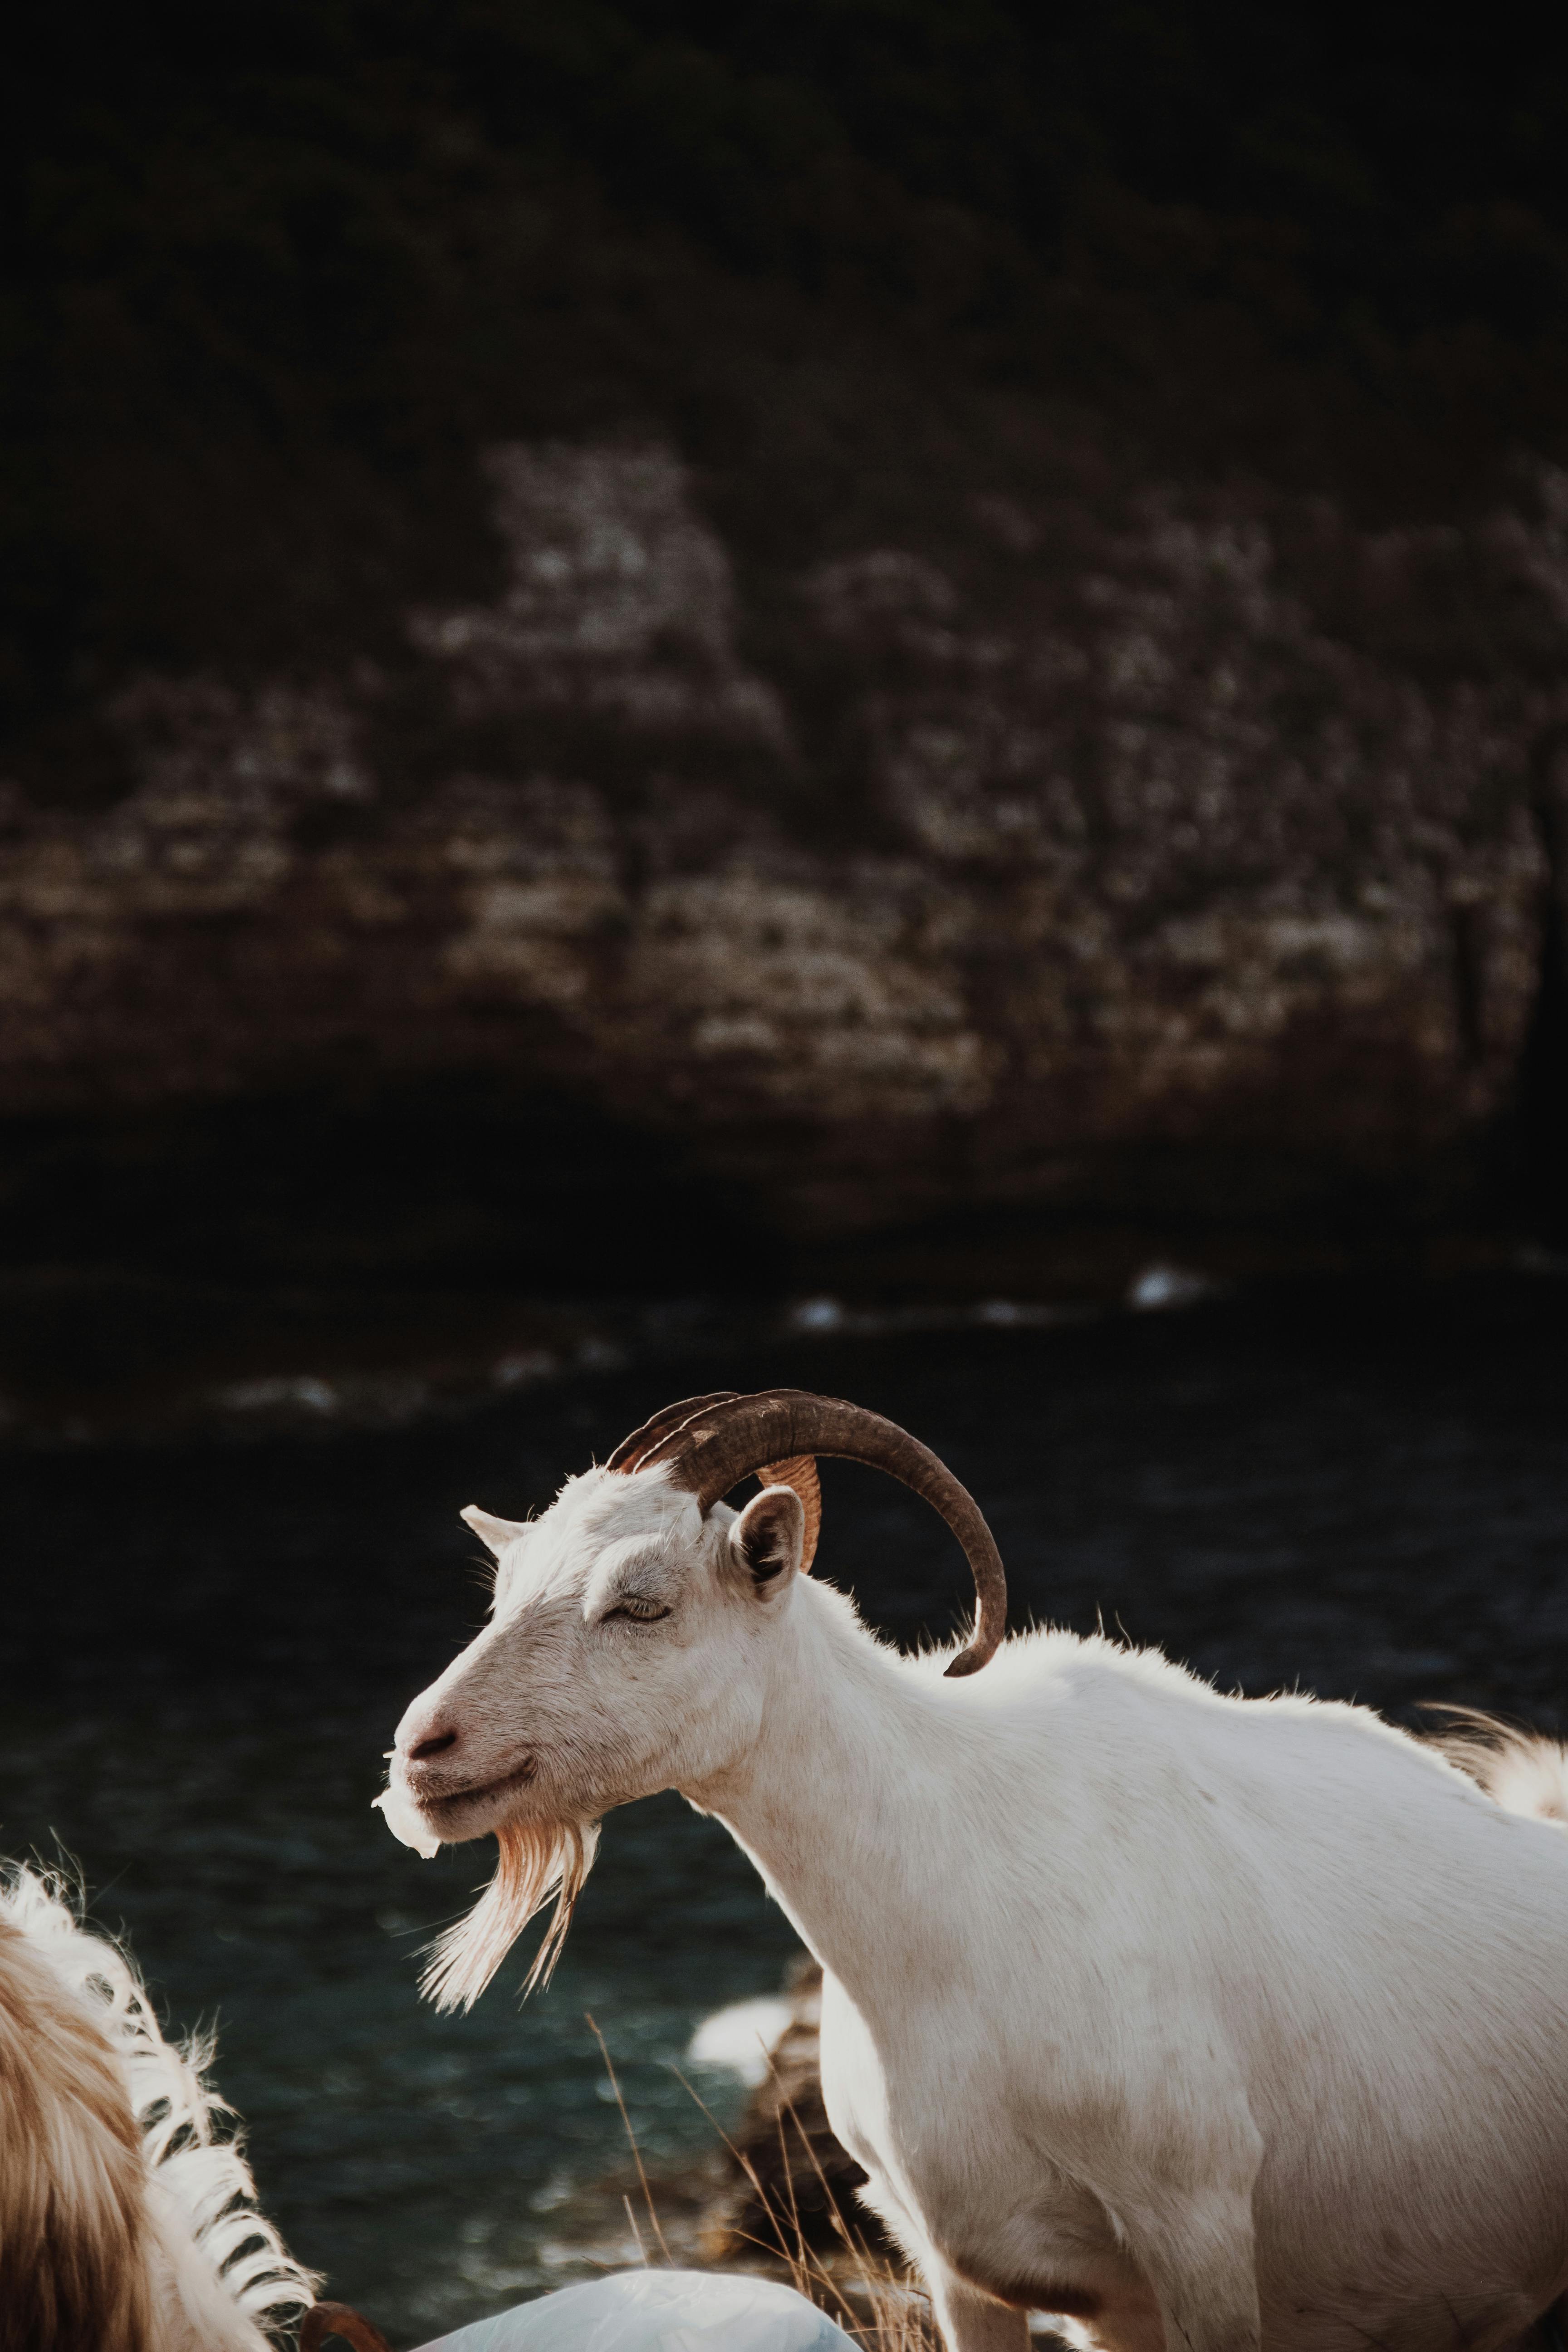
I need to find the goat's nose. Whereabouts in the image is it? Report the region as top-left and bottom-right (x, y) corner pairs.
(407, 1728), (458, 1762)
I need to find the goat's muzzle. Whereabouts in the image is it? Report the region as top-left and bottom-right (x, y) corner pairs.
(384, 1753), (541, 1851)
(416, 1756), (538, 1812)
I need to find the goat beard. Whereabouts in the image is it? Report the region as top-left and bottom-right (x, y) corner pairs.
(420, 1818), (599, 2014)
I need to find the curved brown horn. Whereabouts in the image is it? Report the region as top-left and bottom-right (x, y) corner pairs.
(609, 1393), (821, 1568)
(755, 1453), (823, 1571)
(631, 1389), (1006, 1676)
(301, 2304), (396, 2352)
(606, 1392), (740, 1473)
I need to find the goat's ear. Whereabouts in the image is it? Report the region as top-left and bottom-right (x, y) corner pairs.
(460, 1504), (526, 1558)
(727, 1485), (805, 1588)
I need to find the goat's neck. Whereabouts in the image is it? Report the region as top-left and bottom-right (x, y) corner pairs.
(686, 1586), (986, 2007)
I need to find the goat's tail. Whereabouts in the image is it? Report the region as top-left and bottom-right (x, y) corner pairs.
(1426, 1710), (1568, 1827)
(0, 1861), (318, 2352)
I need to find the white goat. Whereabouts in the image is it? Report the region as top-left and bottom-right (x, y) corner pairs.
(0, 1860), (315, 2352)
(378, 1387), (1568, 2352)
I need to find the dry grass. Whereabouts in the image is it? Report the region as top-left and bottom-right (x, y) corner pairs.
(586, 2013), (939, 2351)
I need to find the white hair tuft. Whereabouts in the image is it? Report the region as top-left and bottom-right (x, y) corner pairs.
(0, 1860), (317, 2346)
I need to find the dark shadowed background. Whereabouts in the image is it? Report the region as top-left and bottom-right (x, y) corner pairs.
(4, 5), (1568, 2340)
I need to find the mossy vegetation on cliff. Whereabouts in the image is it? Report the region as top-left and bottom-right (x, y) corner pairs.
(5, 0), (1568, 1339)
(8, 0), (1568, 775)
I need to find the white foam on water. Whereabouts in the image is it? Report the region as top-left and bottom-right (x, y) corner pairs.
(1128, 1262), (1215, 1312)
(685, 1994), (794, 2086)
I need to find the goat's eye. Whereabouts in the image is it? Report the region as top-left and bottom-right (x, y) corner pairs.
(604, 1595), (671, 1624)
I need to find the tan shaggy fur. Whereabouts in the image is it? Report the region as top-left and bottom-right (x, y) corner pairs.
(0, 1909), (151, 2352)
(421, 1820), (596, 2013)
(0, 1865), (314, 2352)
(1427, 1711), (1568, 1825)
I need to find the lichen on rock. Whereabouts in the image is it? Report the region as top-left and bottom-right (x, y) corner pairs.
(3, 441), (1567, 1247)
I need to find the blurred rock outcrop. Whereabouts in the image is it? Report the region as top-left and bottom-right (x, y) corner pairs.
(704, 1965), (894, 2268)
(5, 441), (1568, 1252)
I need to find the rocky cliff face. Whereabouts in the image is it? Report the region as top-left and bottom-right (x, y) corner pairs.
(5, 440), (1567, 1259)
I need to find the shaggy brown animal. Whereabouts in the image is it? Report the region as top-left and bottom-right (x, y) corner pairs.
(0, 1909), (150, 2352)
(0, 1865), (314, 2352)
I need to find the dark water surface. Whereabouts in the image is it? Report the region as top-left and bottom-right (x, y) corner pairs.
(3, 1277), (1568, 2341)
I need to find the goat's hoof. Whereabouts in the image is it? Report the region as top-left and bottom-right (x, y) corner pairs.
(300, 2301), (396, 2352)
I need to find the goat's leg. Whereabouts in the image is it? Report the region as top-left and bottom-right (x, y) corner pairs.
(1122, 2184), (1262, 2352)
(924, 2260), (1030, 2352)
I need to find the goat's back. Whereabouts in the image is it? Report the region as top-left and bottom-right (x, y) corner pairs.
(1003, 1657), (1568, 2331)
